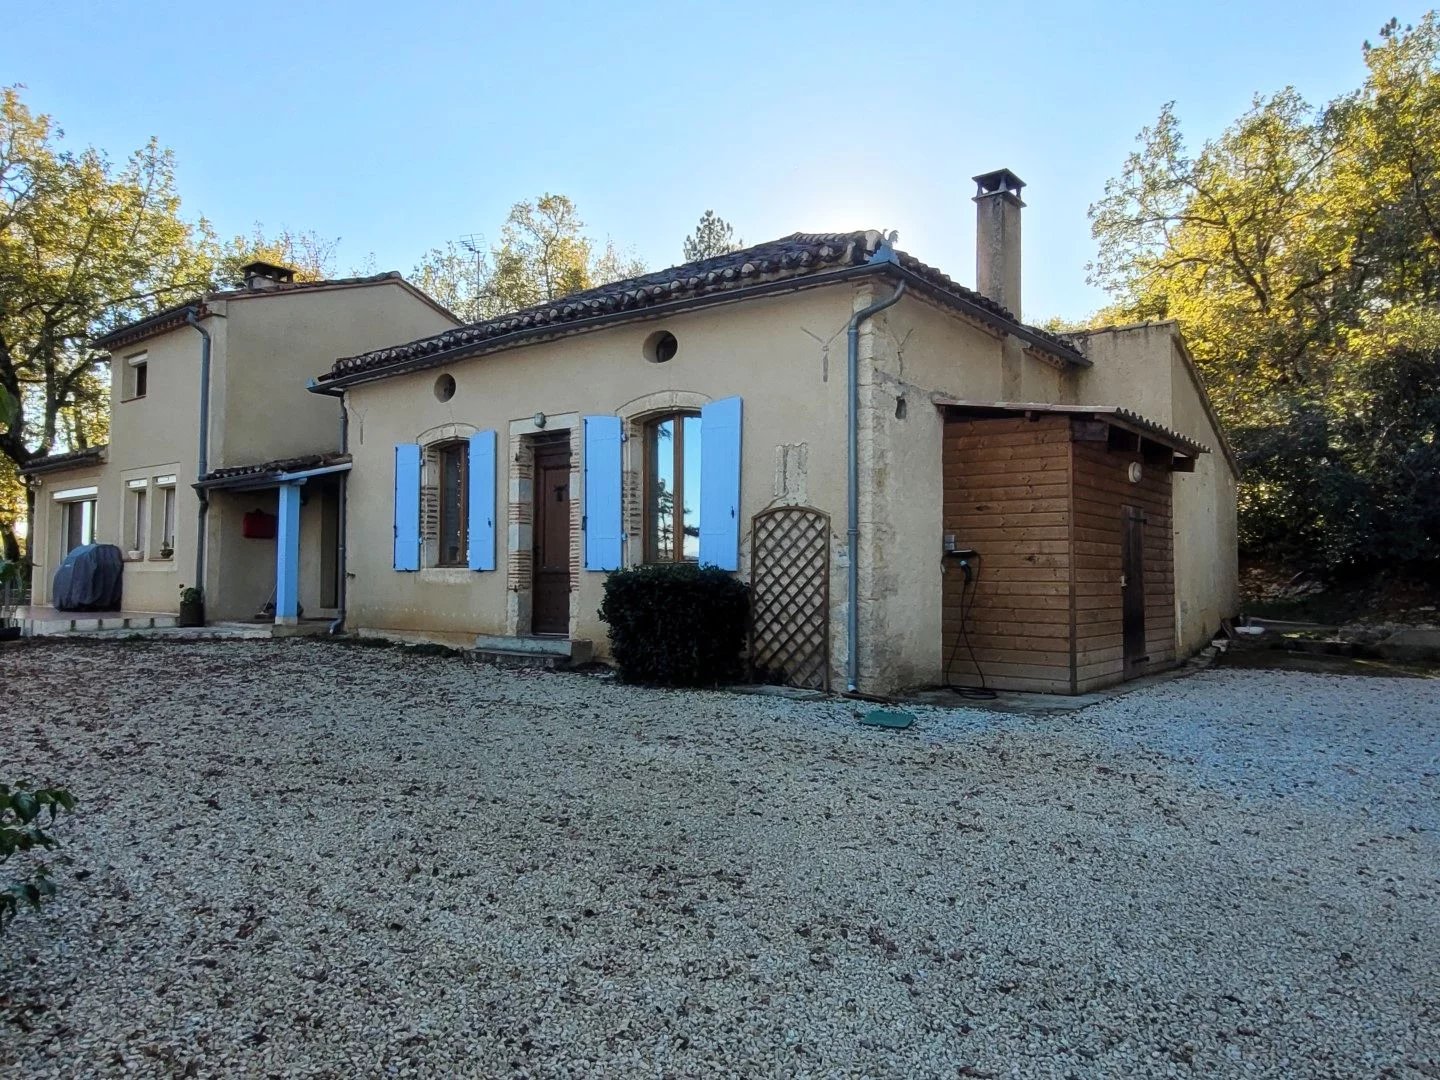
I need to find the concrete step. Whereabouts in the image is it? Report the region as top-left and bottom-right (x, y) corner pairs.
(24, 613), (179, 637)
(472, 635), (594, 669)
(473, 634), (592, 661)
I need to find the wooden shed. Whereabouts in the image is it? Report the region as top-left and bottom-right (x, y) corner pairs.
(938, 402), (1209, 694)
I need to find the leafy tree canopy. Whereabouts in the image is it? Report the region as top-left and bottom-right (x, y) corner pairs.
(413, 194), (645, 323)
(1088, 16), (1440, 573)
(0, 87), (347, 557)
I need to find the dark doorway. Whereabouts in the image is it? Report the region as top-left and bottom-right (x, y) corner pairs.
(532, 435), (572, 636)
(320, 481), (340, 609)
(1122, 505), (1147, 679)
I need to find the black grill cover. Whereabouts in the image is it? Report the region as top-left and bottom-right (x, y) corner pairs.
(52, 543), (124, 611)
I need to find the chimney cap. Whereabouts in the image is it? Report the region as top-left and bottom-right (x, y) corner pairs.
(972, 168), (1026, 201)
(239, 260), (297, 287)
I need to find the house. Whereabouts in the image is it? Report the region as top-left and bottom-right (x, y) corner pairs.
(20, 262), (460, 623)
(306, 170), (1239, 695)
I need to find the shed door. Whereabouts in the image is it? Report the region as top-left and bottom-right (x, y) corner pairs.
(1122, 505), (1147, 679)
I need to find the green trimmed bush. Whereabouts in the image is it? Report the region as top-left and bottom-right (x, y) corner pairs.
(598, 563), (749, 686)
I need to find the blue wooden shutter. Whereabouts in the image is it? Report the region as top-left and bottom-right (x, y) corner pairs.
(699, 395), (742, 571)
(468, 431), (497, 571)
(393, 443), (421, 571)
(584, 415), (623, 571)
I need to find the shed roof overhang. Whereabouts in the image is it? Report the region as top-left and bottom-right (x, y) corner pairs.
(934, 399), (1209, 470)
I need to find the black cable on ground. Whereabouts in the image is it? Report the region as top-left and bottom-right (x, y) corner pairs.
(945, 559), (998, 700)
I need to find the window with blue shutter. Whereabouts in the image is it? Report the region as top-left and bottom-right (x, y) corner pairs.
(393, 443), (421, 571)
(584, 415), (623, 571)
(468, 430), (497, 571)
(698, 395), (742, 570)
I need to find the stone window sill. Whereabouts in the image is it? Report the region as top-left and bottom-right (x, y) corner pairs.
(419, 567), (474, 585)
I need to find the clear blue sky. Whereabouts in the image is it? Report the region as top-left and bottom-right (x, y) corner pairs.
(2, 0), (1408, 321)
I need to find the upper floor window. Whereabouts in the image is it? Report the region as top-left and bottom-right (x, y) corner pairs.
(644, 412), (701, 563)
(435, 441), (468, 567)
(124, 352), (148, 399)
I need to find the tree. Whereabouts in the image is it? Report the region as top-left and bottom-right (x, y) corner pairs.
(217, 223), (338, 285)
(412, 239), (494, 323)
(0, 86), (216, 559)
(1088, 16), (1440, 574)
(682, 210), (740, 262)
(412, 194), (646, 323)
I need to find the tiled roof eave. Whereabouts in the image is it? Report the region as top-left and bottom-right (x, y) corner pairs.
(197, 453), (352, 490)
(314, 251), (1089, 392)
(17, 445), (107, 476)
(314, 260), (885, 391)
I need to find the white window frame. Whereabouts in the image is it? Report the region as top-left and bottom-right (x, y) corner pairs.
(155, 475), (177, 559)
(125, 478), (149, 557)
(58, 496), (97, 555)
(124, 351), (148, 400)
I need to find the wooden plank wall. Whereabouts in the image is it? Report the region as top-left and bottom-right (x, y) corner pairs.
(1071, 436), (1176, 691)
(942, 416), (1074, 693)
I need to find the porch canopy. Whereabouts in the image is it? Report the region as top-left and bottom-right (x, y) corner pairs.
(196, 454), (350, 625)
(932, 400), (1208, 471)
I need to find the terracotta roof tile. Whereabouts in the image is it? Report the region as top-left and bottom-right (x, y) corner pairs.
(198, 453), (351, 488)
(93, 272), (451, 353)
(17, 445), (106, 475)
(316, 231), (1088, 387)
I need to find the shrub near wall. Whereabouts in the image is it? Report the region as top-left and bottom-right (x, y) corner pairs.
(598, 563), (749, 687)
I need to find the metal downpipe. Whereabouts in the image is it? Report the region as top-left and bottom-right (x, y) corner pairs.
(845, 273), (907, 693)
(329, 402), (348, 635)
(185, 309), (212, 597)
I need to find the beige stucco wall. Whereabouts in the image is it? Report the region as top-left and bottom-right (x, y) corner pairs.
(1069, 323), (1240, 654)
(343, 285), (869, 673)
(341, 284), (1084, 693)
(27, 311), (216, 609)
(28, 465), (107, 606)
(853, 293), (1083, 690)
(206, 483), (339, 621)
(342, 290), (1238, 694)
(26, 280), (455, 615)
(216, 282), (459, 468)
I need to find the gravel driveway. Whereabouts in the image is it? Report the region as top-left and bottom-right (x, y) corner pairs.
(1, 639), (1436, 1078)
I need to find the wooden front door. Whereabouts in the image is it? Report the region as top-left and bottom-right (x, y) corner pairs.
(532, 438), (572, 636)
(1122, 505), (1147, 679)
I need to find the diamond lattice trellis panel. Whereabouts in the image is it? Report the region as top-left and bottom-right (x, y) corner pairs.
(749, 506), (830, 691)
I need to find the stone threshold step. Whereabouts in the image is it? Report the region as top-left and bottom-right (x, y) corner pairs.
(472, 634), (593, 664)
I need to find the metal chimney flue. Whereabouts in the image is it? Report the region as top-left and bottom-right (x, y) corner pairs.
(972, 169), (1025, 317)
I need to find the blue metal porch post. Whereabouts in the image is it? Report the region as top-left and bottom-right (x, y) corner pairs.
(276, 482), (301, 626)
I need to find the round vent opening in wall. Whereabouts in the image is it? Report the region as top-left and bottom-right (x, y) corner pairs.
(434, 373), (456, 402)
(643, 330), (679, 364)
(1127, 461), (1144, 484)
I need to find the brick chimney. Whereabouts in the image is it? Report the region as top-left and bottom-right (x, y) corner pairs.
(972, 169), (1025, 317)
(240, 260), (297, 292)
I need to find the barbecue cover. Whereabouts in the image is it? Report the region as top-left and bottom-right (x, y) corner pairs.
(51, 543), (124, 611)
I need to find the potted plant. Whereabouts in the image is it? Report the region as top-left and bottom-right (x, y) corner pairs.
(0, 559), (24, 641)
(178, 584), (204, 627)
(158, 544), (174, 560)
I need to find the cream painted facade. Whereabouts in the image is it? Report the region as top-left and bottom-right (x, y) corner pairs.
(338, 281), (1239, 693)
(26, 277), (459, 617)
(1066, 322), (1241, 655)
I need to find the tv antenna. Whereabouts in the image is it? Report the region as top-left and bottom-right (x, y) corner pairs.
(459, 233), (486, 306)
